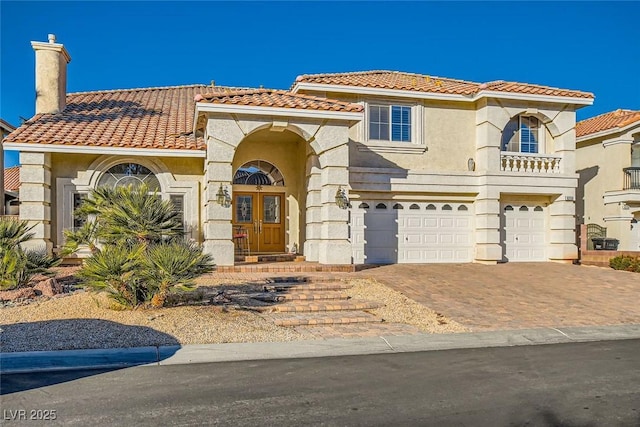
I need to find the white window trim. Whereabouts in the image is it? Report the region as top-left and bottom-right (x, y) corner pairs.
(359, 101), (426, 154)
(504, 115), (546, 154)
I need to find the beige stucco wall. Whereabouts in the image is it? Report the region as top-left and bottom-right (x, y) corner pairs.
(348, 99), (476, 171)
(50, 153), (204, 248)
(577, 124), (640, 250)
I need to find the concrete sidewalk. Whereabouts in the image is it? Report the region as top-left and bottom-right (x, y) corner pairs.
(3, 324), (640, 374)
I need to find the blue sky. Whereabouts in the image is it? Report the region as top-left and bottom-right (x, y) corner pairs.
(2, 1), (639, 168)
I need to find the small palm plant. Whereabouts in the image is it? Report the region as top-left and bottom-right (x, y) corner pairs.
(65, 184), (214, 308)
(0, 218), (60, 290)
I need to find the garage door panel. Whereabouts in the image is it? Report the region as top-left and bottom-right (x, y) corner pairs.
(404, 234), (422, 245)
(439, 218), (455, 228)
(440, 234), (454, 244)
(405, 217), (422, 228)
(502, 204), (546, 262)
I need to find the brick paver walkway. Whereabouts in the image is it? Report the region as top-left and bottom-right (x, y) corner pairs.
(356, 263), (640, 331)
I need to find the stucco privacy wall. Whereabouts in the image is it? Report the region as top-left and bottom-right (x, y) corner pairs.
(49, 153), (203, 248)
(202, 113), (352, 266)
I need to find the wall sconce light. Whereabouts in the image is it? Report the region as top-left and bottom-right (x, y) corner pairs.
(467, 158), (476, 171)
(335, 186), (350, 209)
(216, 184), (231, 207)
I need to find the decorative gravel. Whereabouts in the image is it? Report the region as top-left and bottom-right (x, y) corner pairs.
(345, 278), (468, 333)
(0, 276), (466, 353)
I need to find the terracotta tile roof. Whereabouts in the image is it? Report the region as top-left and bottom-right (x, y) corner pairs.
(5, 85), (210, 151)
(5, 85), (362, 150)
(4, 166), (20, 192)
(197, 88), (363, 112)
(294, 70), (594, 100)
(577, 109), (640, 138)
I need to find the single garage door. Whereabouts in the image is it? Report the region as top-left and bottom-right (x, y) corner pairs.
(350, 201), (474, 264)
(502, 203), (546, 261)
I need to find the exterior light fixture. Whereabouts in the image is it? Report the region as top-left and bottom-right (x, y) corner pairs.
(216, 184), (231, 207)
(335, 186), (350, 209)
(467, 158), (475, 171)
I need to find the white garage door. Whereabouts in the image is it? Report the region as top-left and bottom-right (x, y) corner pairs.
(502, 204), (547, 262)
(350, 201), (474, 264)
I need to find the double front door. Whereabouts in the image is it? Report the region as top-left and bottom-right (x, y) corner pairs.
(233, 192), (285, 254)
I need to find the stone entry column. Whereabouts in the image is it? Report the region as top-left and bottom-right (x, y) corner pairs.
(303, 162), (322, 262)
(475, 187), (502, 264)
(202, 117), (245, 266)
(548, 195), (578, 262)
(19, 152), (52, 252)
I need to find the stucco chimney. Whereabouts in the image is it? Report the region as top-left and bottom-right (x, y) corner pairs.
(31, 34), (71, 114)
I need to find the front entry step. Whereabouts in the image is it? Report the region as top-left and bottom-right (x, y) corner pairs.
(248, 291), (349, 302)
(264, 282), (353, 292)
(258, 300), (382, 313)
(268, 311), (381, 326)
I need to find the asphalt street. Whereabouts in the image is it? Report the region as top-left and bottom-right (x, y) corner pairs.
(2, 339), (639, 426)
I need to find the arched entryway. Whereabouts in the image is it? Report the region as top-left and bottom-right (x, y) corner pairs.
(231, 128), (314, 255)
(202, 114), (353, 266)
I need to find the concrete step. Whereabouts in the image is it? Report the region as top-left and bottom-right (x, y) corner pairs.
(264, 282), (353, 292)
(269, 311), (381, 326)
(259, 299), (382, 313)
(248, 291), (349, 303)
(266, 276), (343, 284)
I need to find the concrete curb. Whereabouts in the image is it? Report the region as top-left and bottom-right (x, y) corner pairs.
(2, 324), (640, 374)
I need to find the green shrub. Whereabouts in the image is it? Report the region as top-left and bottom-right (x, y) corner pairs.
(0, 219), (60, 290)
(609, 255), (640, 272)
(65, 184), (215, 308)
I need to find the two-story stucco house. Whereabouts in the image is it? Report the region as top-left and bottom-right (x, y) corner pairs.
(576, 109), (640, 251)
(4, 35), (594, 266)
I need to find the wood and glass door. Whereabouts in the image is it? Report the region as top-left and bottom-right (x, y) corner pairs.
(233, 192), (285, 253)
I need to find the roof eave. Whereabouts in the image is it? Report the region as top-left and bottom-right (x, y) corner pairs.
(475, 90), (594, 106)
(2, 143), (206, 157)
(292, 82), (594, 105)
(577, 119), (640, 142)
(195, 102), (362, 121)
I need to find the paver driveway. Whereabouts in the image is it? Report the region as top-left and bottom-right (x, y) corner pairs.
(356, 263), (640, 331)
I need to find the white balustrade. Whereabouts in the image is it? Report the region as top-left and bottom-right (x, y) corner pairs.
(500, 152), (562, 173)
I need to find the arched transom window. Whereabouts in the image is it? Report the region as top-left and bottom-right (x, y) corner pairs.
(233, 160), (284, 186)
(501, 115), (541, 153)
(97, 163), (160, 191)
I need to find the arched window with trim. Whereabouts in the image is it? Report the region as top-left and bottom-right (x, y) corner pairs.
(501, 115), (541, 154)
(97, 163), (161, 191)
(233, 160), (284, 186)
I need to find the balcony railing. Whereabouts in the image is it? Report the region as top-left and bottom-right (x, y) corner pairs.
(500, 152), (562, 174)
(623, 167), (640, 190)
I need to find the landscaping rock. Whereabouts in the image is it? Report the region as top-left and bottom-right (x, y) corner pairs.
(34, 278), (63, 297)
(0, 287), (37, 302)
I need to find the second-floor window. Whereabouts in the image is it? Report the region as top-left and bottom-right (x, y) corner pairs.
(502, 115), (540, 153)
(369, 105), (412, 142)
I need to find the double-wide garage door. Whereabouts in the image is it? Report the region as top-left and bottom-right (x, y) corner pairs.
(351, 201), (474, 264)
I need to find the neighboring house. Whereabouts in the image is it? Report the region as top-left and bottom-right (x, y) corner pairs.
(576, 109), (640, 251)
(1, 118), (17, 216)
(4, 34), (594, 265)
(3, 166), (20, 215)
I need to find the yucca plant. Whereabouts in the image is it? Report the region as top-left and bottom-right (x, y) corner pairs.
(0, 218), (60, 290)
(68, 184), (215, 308)
(141, 241), (215, 307)
(78, 243), (146, 308)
